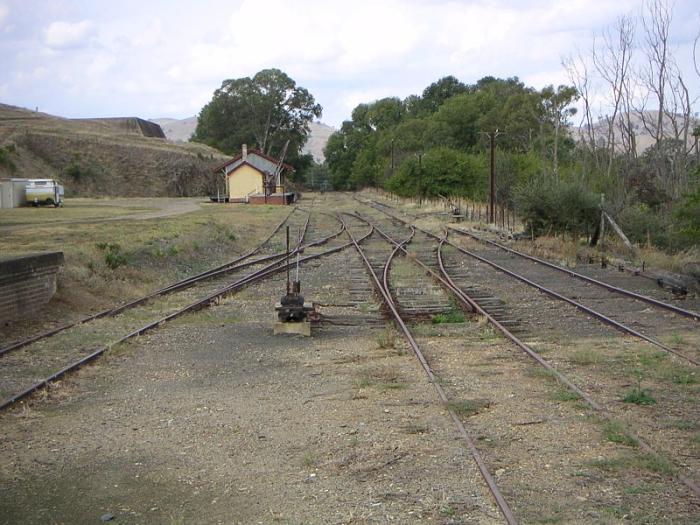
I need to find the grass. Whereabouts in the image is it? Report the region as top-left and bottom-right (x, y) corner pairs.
(402, 423), (429, 434)
(301, 452), (316, 468)
(623, 482), (658, 495)
(549, 387), (580, 402)
(621, 387), (656, 405)
(527, 366), (557, 381)
(438, 503), (456, 518)
(603, 421), (639, 447)
(447, 398), (491, 417)
(479, 324), (498, 341)
(666, 419), (697, 431)
(431, 309), (465, 324)
(1, 197), (287, 321)
(354, 367), (407, 392)
(590, 453), (675, 475)
(376, 328), (397, 349)
(568, 348), (603, 366)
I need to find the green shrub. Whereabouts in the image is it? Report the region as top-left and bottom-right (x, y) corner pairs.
(386, 147), (486, 199)
(432, 310), (465, 324)
(621, 387), (656, 406)
(618, 204), (669, 249)
(672, 186), (700, 248)
(0, 146), (17, 172)
(64, 160), (96, 182)
(513, 175), (599, 237)
(96, 242), (127, 269)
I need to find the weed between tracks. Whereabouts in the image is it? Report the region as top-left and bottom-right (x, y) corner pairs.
(354, 366), (407, 392)
(603, 421), (639, 447)
(589, 452), (675, 475)
(447, 398), (491, 417)
(431, 309), (465, 324)
(621, 387), (657, 405)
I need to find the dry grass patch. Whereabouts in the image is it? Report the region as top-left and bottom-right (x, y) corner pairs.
(447, 398), (491, 417)
(354, 366), (407, 392)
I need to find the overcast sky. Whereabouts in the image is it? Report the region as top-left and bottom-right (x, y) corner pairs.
(0, 0), (698, 128)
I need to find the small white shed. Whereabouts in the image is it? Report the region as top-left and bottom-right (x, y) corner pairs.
(0, 178), (29, 209)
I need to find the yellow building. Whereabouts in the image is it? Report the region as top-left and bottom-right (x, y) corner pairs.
(215, 145), (295, 204)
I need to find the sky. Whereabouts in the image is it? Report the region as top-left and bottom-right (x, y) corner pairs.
(0, 0), (698, 128)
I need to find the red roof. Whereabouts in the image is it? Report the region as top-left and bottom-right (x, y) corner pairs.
(213, 148), (294, 173)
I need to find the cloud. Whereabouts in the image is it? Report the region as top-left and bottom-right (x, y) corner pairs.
(2, 0), (696, 126)
(44, 20), (96, 49)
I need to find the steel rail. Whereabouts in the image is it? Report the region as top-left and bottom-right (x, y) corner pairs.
(351, 212), (600, 409)
(434, 235), (700, 499)
(382, 227), (415, 298)
(351, 202), (700, 498)
(0, 210), (345, 358)
(449, 226), (700, 322)
(441, 237), (698, 366)
(360, 199), (698, 366)
(0, 224), (369, 412)
(343, 217), (518, 525)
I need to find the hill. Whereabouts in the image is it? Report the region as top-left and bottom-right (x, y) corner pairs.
(0, 104), (228, 197)
(150, 116), (198, 142)
(151, 117), (335, 162)
(572, 110), (698, 155)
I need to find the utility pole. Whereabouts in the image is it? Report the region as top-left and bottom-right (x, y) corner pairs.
(390, 138), (395, 174)
(489, 130), (497, 224)
(417, 153), (423, 206)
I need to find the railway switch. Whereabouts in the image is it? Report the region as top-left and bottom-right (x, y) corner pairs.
(274, 226), (315, 336)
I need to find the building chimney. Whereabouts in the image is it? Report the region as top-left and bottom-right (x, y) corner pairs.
(242, 144), (247, 161)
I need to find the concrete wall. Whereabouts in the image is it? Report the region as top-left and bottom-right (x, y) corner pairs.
(0, 252), (64, 323)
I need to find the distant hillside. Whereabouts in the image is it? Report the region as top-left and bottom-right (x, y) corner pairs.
(0, 104), (227, 197)
(151, 117), (335, 162)
(304, 122), (335, 163)
(573, 110), (698, 155)
(150, 116), (198, 142)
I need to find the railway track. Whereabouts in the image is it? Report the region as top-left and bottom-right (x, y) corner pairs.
(0, 206), (355, 411)
(346, 201), (699, 516)
(2, 192), (698, 523)
(365, 198), (699, 364)
(451, 227), (700, 321)
(342, 216), (518, 524)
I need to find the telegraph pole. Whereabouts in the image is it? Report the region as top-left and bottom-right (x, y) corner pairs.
(417, 153), (423, 206)
(489, 131), (497, 224)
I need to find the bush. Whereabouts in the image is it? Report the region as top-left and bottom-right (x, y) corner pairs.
(64, 160), (96, 182)
(672, 186), (700, 249)
(385, 147), (486, 199)
(96, 242), (127, 269)
(618, 204), (669, 249)
(513, 175), (599, 237)
(0, 145), (17, 172)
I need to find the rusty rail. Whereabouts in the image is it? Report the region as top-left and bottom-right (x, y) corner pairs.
(343, 216), (518, 525)
(360, 199), (698, 366)
(0, 220), (363, 412)
(354, 199), (700, 499)
(0, 208), (345, 358)
(449, 226), (700, 322)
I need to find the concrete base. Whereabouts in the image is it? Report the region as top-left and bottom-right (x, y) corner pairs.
(273, 321), (311, 336)
(0, 252), (64, 323)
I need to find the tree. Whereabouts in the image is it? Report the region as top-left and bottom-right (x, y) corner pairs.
(540, 85), (579, 176)
(419, 76), (469, 114)
(193, 68), (322, 170)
